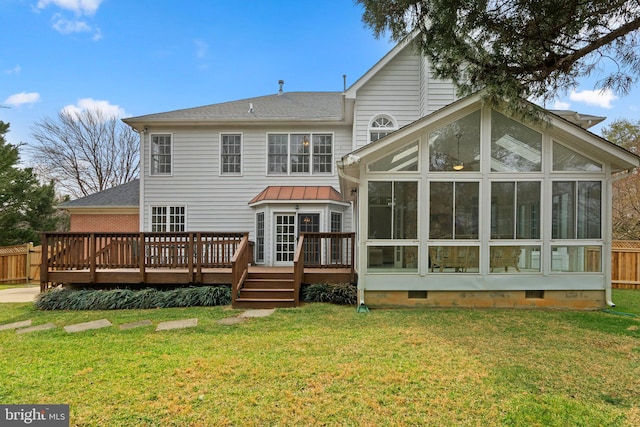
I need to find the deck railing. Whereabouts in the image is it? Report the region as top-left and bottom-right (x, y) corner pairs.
(41, 232), (247, 290)
(230, 234), (250, 306)
(298, 232), (355, 269)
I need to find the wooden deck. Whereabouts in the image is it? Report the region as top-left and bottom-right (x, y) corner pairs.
(40, 232), (356, 308)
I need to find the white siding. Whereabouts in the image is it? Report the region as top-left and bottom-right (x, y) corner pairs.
(353, 46), (422, 149)
(420, 57), (458, 116)
(352, 45), (458, 150)
(142, 124), (353, 242)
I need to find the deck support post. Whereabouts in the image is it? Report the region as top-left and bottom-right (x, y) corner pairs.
(195, 233), (202, 284)
(40, 233), (48, 292)
(187, 232), (194, 284)
(89, 233), (96, 284)
(138, 232), (145, 283)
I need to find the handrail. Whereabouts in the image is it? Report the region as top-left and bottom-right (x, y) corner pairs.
(230, 234), (249, 307)
(293, 234), (306, 306)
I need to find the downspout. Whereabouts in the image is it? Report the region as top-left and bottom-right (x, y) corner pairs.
(338, 157), (368, 311)
(605, 169), (631, 307)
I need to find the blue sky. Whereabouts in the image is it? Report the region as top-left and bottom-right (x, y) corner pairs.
(1, 0), (639, 159)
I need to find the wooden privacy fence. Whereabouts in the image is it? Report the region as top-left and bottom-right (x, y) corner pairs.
(612, 240), (640, 289)
(0, 243), (42, 284)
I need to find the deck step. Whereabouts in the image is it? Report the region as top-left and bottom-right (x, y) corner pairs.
(239, 288), (295, 299)
(233, 270), (297, 309)
(234, 298), (295, 309)
(246, 272), (294, 280)
(243, 278), (295, 290)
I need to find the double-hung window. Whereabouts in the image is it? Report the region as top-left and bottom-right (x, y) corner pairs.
(220, 134), (242, 175)
(267, 133), (333, 174)
(151, 134), (172, 175)
(151, 206), (185, 232)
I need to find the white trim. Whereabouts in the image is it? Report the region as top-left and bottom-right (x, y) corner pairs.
(149, 133), (173, 177)
(149, 204), (187, 232)
(219, 132), (243, 176)
(265, 131), (335, 176)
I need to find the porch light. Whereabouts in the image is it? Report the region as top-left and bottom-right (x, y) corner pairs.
(302, 136), (310, 147)
(453, 133), (464, 171)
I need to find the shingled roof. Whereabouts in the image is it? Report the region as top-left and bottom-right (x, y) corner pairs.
(59, 179), (139, 209)
(124, 92), (344, 126)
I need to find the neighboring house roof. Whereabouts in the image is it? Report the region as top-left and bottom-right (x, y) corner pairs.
(248, 186), (344, 206)
(548, 110), (606, 129)
(58, 179), (140, 209)
(123, 92), (345, 129)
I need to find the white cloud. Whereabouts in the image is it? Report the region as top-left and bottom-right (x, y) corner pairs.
(569, 89), (618, 109)
(50, 13), (102, 39)
(52, 15), (91, 33)
(37, 0), (104, 16)
(552, 100), (571, 110)
(4, 65), (21, 75)
(62, 98), (128, 118)
(194, 39), (208, 59)
(4, 92), (41, 106)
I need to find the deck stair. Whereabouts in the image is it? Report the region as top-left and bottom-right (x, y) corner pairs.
(234, 270), (296, 309)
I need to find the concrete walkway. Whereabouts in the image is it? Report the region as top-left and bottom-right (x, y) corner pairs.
(0, 286), (40, 303)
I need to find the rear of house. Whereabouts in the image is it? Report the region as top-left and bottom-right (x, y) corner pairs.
(64, 35), (636, 309)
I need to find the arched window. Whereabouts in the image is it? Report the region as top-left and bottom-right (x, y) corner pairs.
(369, 115), (397, 143)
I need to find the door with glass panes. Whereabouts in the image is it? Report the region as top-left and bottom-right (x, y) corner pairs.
(274, 213), (320, 265)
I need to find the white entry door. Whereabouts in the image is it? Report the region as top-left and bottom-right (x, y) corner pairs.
(274, 214), (296, 264)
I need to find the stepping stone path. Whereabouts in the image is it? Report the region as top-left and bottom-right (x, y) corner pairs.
(1, 309), (275, 335)
(64, 319), (112, 333)
(156, 318), (198, 331)
(119, 319), (153, 330)
(16, 323), (55, 334)
(0, 319), (32, 331)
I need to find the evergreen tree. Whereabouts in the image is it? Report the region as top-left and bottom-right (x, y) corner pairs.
(0, 121), (63, 245)
(358, 1), (640, 106)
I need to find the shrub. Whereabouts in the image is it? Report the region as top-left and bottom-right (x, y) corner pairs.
(301, 283), (357, 305)
(35, 286), (231, 310)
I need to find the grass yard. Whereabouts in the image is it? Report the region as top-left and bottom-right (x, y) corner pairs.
(1, 290), (639, 426)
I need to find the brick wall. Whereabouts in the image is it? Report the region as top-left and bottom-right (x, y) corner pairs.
(70, 214), (139, 232)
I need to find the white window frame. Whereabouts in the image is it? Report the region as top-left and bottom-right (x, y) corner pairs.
(150, 205), (186, 232)
(220, 133), (243, 176)
(369, 114), (397, 143)
(266, 132), (334, 175)
(150, 133), (173, 176)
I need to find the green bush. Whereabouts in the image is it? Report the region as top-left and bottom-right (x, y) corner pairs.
(301, 283), (357, 305)
(35, 286), (231, 310)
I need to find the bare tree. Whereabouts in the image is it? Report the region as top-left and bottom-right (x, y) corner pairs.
(602, 118), (640, 240)
(29, 109), (139, 198)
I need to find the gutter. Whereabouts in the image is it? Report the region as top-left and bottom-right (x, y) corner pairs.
(337, 156), (369, 311)
(605, 169), (632, 307)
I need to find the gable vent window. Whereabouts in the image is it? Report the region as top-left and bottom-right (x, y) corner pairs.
(369, 115), (397, 143)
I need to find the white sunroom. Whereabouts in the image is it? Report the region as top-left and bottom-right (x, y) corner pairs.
(338, 93), (640, 309)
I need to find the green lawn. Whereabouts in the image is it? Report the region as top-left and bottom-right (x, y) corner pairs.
(1, 290), (639, 426)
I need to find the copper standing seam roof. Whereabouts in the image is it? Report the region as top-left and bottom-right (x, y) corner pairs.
(248, 186), (343, 205)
